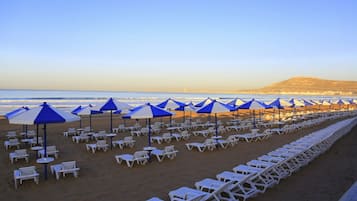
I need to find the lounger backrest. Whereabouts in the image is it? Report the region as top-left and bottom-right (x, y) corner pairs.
(97, 140), (107, 145)
(181, 131), (188, 135)
(206, 180), (234, 200)
(134, 151), (148, 158)
(84, 127), (91, 132)
(9, 138), (19, 143)
(47, 146), (56, 151)
(164, 145), (175, 153)
(99, 130), (106, 134)
(69, 128), (76, 132)
(8, 131), (16, 135)
(28, 130), (35, 135)
(62, 161), (76, 169)
(204, 139), (214, 144)
(15, 149), (27, 155)
(124, 136), (133, 141)
(162, 133), (171, 138)
(19, 166), (36, 176)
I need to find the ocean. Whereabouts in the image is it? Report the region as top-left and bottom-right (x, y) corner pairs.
(0, 89), (354, 115)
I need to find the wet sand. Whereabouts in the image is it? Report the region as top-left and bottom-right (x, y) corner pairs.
(0, 114), (356, 201)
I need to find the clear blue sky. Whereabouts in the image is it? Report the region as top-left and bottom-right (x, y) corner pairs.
(1, 0), (357, 92)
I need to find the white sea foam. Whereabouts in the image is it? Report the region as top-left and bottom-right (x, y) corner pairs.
(0, 89), (353, 115)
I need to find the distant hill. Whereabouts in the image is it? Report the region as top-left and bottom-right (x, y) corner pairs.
(239, 77), (357, 96)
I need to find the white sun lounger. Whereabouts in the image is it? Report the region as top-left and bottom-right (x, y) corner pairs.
(151, 145), (178, 162)
(50, 161), (80, 180)
(38, 145), (59, 158)
(86, 140), (109, 153)
(14, 166), (39, 189)
(4, 138), (20, 150)
(115, 151), (149, 168)
(9, 149), (29, 164)
(186, 139), (216, 152)
(169, 179), (234, 201)
(112, 136), (136, 149)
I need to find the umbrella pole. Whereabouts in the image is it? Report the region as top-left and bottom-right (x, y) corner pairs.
(278, 108), (281, 129)
(36, 124), (39, 145)
(25, 125), (28, 138)
(170, 116), (172, 135)
(148, 119), (151, 147)
(183, 110), (185, 123)
(43, 123), (48, 180)
(89, 114), (92, 131)
(79, 118), (82, 128)
(215, 113), (218, 138)
(253, 110), (256, 128)
(110, 110), (113, 133)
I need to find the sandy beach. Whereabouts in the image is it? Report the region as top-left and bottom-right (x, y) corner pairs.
(1, 113), (356, 201)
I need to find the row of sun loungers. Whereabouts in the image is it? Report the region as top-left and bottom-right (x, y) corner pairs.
(13, 161), (80, 189)
(149, 116), (357, 201)
(115, 145), (179, 167)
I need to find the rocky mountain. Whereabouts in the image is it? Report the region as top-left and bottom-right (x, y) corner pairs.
(240, 77), (357, 96)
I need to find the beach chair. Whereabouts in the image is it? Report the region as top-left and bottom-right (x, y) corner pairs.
(168, 179), (234, 201)
(112, 136), (136, 149)
(72, 133), (90, 143)
(4, 138), (20, 150)
(185, 139), (216, 152)
(6, 131), (17, 138)
(216, 171), (258, 201)
(13, 166), (39, 189)
(9, 149), (29, 164)
(50, 161), (80, 180)
(86, 140), (109, 153)
(63, 128), (76, 137)
(115, 151), (149, 168)
(151, 133), (173, 144)
(38, 145), (59, 158)
(151, 145), (179, 162)
(180, 130), (191, 140)
(30, 137), (43, 146)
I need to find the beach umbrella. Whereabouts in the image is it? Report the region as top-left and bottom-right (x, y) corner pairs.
(227, 98), (246, 107)
(5, 106), (30, 119)
(157, 98), (186, 128)
(99, 98), (132, 133)
(239, 99), (271, 128)
(196, 100), (235, 138)
(194, 97), (214, 108)
(269, 98), (292, 125)
(9, 102), (79, 179)
(71, 106), (83, 128)
(123, 103), (173, 146)
(72, 104), (103, 130)
(175, 102), (196, 122)
(228, 98), (246, 119)
(157, 98), (186, 110)
(5, 106), (30, 134)
(289, 98), (305, 107)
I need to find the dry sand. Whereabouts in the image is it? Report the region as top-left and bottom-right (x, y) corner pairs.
(0, 114), (356, 201)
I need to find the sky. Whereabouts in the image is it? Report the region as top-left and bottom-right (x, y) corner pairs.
(1, 0), (357, 93)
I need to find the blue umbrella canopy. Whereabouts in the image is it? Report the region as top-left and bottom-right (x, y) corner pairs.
(239, 99), (271, 128)
(157, 98), (186, 110)
(227, 98), (246, 107)
(123, 103), (173, 146)
(5, 106), (30, 119)
(9, 102), (79, 125)
(72, 104), (103, 129)
(194, 97), (214, 108)
(289, 98), (305, 107)
(302, 99), (314, 106)
(269, 98), (292, 109)
(99, 98), (132, 132)
(196, 100), (234, 138)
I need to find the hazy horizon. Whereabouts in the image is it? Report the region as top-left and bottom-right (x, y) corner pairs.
(1, 1), (357, 92)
